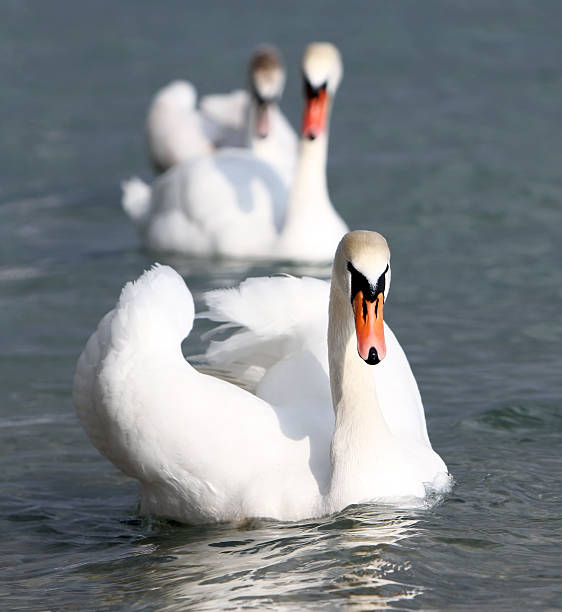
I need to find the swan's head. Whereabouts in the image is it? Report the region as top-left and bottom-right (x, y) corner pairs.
(249, 45), (286, 139)
(333, 231), (391, 365)
(301, 42), (343, 140)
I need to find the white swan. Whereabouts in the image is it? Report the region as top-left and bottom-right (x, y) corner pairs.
(144, 80), (217, 174)
(145, 46), (296, 177)
(200, 45), (297, 181)
(122, 42), (348, 261)
(73, 231), (451, 524)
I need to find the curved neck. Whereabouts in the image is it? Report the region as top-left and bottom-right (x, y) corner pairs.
(283, 133), (330, 227)
(327, 283), (393, 508)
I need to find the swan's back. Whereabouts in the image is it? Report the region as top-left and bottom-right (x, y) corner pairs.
(73, 266), (327, 523)
(146, 81), (217, 173)
(73, 265), (195, 478)
(143, 151), (288, 256)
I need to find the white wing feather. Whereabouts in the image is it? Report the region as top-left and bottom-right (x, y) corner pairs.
(201, 275), (431, 446)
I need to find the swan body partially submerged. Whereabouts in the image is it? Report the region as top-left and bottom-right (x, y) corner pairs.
(73, 231), (451, 524)
(122, 42), (348, 261)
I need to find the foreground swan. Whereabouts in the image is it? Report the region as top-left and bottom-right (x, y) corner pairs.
(73, 231), (451, 524)
(122, 42), (347, 260)
(146, 46), (296, 177)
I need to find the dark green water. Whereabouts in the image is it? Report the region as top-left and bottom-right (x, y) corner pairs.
(1, 1), (561, 609)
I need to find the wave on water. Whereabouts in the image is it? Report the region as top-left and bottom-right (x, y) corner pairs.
(465, 402), (561, 433)
(0, 265), (43, 282)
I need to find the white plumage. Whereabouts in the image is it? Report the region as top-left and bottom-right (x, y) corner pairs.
(122, 42), (347, 261)
(73, 231), (451, 524)
(145, 46), (297, 177)
(144, 81), (219, 173)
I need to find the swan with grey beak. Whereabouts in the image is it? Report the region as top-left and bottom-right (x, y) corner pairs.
(145, 45), (296, 177)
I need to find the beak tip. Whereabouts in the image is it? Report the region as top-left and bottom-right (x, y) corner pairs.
(363, 346), (381, 365)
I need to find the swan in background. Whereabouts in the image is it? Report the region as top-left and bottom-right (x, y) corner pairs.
(200, 45), (297, 181)
(146, 45), (296, 178)
(272, 42), (348, 260)
(73, 230), (451, 524)
(144, 80), (218, 174)
(122, 42), (348, 261)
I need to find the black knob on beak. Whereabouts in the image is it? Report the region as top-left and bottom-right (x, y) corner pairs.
(365, 346), (380, 365)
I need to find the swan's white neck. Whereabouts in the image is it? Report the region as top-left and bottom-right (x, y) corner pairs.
(284, 133), (330, 226)
(326, 283), (393, 510)
(274, 132), (337, 261)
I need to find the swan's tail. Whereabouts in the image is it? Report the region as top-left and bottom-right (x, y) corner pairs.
(121, 176), (152, 228)
(111, 264), (194, 350)
(73, 264), (194, 477)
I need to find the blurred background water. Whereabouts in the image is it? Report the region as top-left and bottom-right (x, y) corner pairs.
(1, 1), (561, 609)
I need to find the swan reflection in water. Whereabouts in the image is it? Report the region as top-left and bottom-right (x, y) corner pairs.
(120, 505), (427, 610)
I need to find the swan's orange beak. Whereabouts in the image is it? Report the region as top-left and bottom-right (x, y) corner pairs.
(353, 291), (386, 365)
(302, 88), (329, 140)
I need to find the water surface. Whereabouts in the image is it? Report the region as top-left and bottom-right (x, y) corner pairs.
(1, 1), (561, 609)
